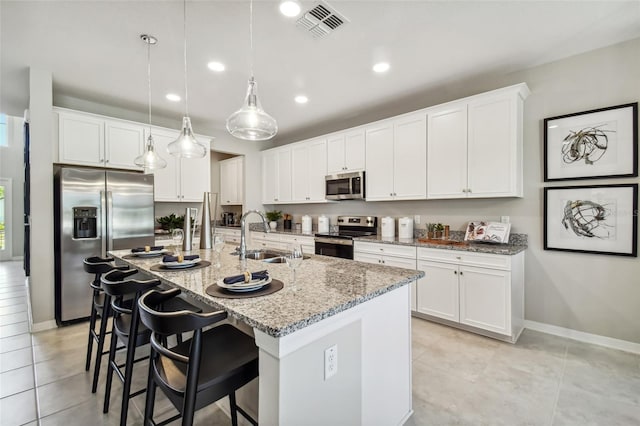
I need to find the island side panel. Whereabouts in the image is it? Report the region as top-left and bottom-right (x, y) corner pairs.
(255, 285), (411, 425)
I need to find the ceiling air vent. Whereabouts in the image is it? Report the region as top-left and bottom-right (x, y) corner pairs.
(296, 1), (350, 39)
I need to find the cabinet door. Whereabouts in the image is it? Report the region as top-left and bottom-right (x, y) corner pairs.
(149, 129), (180, 202)
(262, 150), (278, 204)
(326, 134), (346, 174)
(393, 113), (426, 200)
(459, 266), (511, 335)
(59, 112), (104, 167)
(291, 143), (310, 202)
(276, 148), (292, 203)
(307, 138), (327, 202)
(467, 94), (520, 197)
(365, 122), (394, 201)
(220, 158), (240, 205)
(344, 129), (365, 171)
(416, 260), (459, 322)
(426, 104), (467, 199)
(104, 119), (145, 170)
(180, 139), (211, 202)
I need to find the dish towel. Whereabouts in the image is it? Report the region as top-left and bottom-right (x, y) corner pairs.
(162, 254), (199, 262)
(131, 245), (164, 253)
(223, 270), (269, 284)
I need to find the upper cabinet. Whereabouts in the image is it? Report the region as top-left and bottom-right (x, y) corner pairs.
(291, 138), (327, 203)
(426, 83), (530, 199)
(151, 128), (211, 202)
(220, 156), (244, 205)
(57, 109), (144, 171)
(262, 146), (292, 204)
(326, 129), (365, 174)
(365, 112), (427, 201)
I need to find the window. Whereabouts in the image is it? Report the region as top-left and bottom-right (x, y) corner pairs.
(0, 114), (7, 147)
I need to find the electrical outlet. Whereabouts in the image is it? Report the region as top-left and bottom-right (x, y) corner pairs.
(414, 215), (421, 225)
(324, 344), (338, 380)
(501, 216), (510, 223)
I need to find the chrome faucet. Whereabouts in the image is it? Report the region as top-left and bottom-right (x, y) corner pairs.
(239, 210), (270, 260)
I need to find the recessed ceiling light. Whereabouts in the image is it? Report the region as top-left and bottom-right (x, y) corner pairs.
(207, 61), (226, 72)
(166, 93), (181, 102)
(295, 95), (308, 104)
(279, 0), (301, 17)
(373, 62), (390, 73)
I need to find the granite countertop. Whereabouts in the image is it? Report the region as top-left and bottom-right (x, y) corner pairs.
(355, 232), (527, 255)
(110, 246), (423, 338)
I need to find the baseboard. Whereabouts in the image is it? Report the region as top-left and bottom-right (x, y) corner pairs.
(30, 319), (57, 333)
(524, 320), (640, 355)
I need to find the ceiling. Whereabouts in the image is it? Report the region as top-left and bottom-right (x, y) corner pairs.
(2, 1), (639, 143)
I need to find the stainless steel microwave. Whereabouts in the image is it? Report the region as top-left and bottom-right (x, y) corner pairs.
(325, 171), (365, 200)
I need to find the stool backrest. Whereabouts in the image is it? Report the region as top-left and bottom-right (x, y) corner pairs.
(101, 269), (159, 297)
(83, 256), (116, 275)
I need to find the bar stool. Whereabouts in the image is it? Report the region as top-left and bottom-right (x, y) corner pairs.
(138, 288), (259, 426)
(83, 256), (129, 393)
(101, 269), (201, 426)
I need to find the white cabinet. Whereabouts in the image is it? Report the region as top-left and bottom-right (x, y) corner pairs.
(291, 138), (327, 203)
(262, 147), (292, 204)
(250, 232), (315, 253)
(426, 83), (529, 199)
(365, 113), (427, 201)
(57, 109), (144, 170)
(327, 128), (366, 174)
(354, 241), (417, 310)
(279, 234), (315, 255)
(215, 227), (241, 244)
(415, 247), (524, 340)
(151, 128), (211, 202)
(220, 156), (244, 205)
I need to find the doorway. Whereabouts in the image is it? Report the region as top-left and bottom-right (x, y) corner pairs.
(0, 177), (12, 260)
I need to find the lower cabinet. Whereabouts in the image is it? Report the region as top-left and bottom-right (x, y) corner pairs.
(215, 228), (241, 245)
(415, 247), (524, 341)
(354, 241), (417, 310)
(250, 232), (315, 253)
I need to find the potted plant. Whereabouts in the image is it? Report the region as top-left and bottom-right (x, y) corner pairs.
(265, 210), (282, 230)
(427, 223), (445, 239)
(156, 214), (184, 232)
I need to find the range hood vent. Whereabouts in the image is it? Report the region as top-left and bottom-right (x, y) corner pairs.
(296, 1), (349, 39)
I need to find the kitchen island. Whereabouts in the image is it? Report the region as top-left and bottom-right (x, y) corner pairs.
(111, 245), (424, 426)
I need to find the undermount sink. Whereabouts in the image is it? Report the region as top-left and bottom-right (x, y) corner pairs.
(243, 250), (283, 261)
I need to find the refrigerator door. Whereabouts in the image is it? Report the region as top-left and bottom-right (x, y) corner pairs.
(106, 170), (154, 251)
(55, 167), (105, 323)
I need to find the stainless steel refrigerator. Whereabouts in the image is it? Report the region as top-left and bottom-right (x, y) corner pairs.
(54, 166), (155, 324)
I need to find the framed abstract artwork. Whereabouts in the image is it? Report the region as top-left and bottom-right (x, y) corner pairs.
(544, 184), (638, 257)
(543, 102), (638, 181)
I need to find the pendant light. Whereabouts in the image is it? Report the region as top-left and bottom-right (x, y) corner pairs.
(134, 34), (167, 171)
(167, 0), (207, 158)
(226, 0), (278, 141)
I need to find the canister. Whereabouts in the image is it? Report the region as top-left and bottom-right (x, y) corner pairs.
(398, 217), (414, 239)
(301, 215), (313, 234)
(381, 216), (395, 238)
(318, 215), (330, 233)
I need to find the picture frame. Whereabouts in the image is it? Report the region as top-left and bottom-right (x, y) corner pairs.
(544, 184), (638, 257)
(543, 102), (638, 181)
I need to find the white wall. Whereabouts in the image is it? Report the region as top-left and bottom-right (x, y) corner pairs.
(269, 38), (640, 344)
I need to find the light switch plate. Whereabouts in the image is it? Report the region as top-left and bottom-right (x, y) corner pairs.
(501, 216), (510, 223)
(414, 215), (421, 225)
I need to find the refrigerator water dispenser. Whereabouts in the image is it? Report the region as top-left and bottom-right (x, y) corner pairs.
(73, 207), (97, 239)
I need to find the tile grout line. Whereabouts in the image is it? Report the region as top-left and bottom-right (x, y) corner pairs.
(548, 343), (569, 426)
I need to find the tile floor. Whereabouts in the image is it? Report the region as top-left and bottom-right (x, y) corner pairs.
(1, 260), (639, 425)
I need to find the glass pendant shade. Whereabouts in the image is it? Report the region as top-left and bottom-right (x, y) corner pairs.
(167, 116), (207, 158)
(135, 135), (167, 170)
(226, 77), (278, 141)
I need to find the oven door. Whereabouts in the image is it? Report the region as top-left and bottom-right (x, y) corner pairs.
(314, 237), (354, 259)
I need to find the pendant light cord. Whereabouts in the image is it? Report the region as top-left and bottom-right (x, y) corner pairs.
(183, 0), (189, 116)
(147, 38), (152, 144)
(249, 0), (254, 78)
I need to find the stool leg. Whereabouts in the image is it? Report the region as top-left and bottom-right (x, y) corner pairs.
(85, 287), (99, 371)
(103, 316), (118, 414)
(144, 351), (157, 426)
(92, 294), (111, 393)
(229, 392), (238, 426)
(119, 308), (141, 426)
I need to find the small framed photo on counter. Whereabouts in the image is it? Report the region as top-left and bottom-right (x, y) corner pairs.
(544, 184), (638, 257)
(543, 102), (638, 181)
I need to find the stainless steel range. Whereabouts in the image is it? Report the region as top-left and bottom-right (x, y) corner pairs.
(314, 216), (377, 259)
